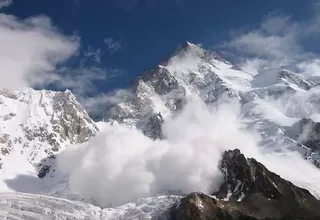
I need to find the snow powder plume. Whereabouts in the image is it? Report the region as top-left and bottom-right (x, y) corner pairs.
(58, 99), (261, 207)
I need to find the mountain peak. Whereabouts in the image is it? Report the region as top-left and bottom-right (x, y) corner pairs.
(167, 41), (230, 67)
(172, 41), (204, 58)
(170, 149), (320, 220)
(103, 42), (240, 139)
(180, 41), (200, 50)
(0, 87), (98, 178)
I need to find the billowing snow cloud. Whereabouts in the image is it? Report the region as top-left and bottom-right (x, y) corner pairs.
(58, 96), (320, 208)
(58, 100), (261, 207)
(0, 14), (78, 89)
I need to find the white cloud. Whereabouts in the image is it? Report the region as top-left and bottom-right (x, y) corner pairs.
(228, 31), (298, 61)
(260, 15), (297, 35)
(0, 13), (78, 89)
(48, 66), (125, 118)
(52, 67), (108, 96)
(297, 59), (320, 76)
(80, 89), (133, 117)
(104, 37), (122, 52)
(222, 9), (320, 73)
(0, 12), (118, 117)
(0, 0), (12, 9)
(224, 16), (300, 69)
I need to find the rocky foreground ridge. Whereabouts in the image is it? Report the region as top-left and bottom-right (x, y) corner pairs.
(169, 149), (320, 220)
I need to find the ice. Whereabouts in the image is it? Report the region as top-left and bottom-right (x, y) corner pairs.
(0, 193), (180, 220)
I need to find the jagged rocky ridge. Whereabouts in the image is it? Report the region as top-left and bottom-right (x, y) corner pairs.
(104, 42), (243, 139)
(286, 118), (320, 168)
(170, 149), (320, 220)
(103, 42), (320, 168)
(0, 88), (98, 177)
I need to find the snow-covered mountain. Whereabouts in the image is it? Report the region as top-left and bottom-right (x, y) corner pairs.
(104, 42), (250, 139)
(104, 42), (320, 167)
(2, 42), (320, 219)
(0, 88), (98, 192)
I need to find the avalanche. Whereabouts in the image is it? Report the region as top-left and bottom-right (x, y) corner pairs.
(1, 42), (320, 219)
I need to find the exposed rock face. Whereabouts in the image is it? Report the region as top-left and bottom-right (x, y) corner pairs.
(286, 118), (320, 168)
(214, 149), (285, 201)
(50, 90), (97, 143)
(137, 112), (164, 139)
(278, 70), (313, 91)
(143, 67), (180, 95)
(0, 88), (98, 177)
(171, 192), (263, 220)
(295, 118), (320, 151)
(170, 149), (320, 220)
(103, 42), (245, 139)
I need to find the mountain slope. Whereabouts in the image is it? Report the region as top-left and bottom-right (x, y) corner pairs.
(104, 42), (251, 139)
(0, 88), (98, 192)
(170, 149), (320, 220)
(103, 42), (320, 169)
(2, 149), (320, 220)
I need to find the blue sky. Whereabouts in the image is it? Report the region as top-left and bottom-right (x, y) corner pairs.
(1, 0), (320, 115)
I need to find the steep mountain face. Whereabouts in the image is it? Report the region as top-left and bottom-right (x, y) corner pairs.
(286, 118), (320, 168)
(104, 42), (249, 139)
(104, 42), (320, 169)
(170, 149), (320, 220)
(0, 88), (98, 179)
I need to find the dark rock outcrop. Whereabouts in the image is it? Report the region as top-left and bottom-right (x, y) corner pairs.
(214, 149), (287, 201)
(278, 70), (313, 91)
(103, 42), (239, 140)
(295, 118), (320, 151)
(285, 118), (320, 168)
(139, 112), (164, 139)
(169, 149), (320, 220)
